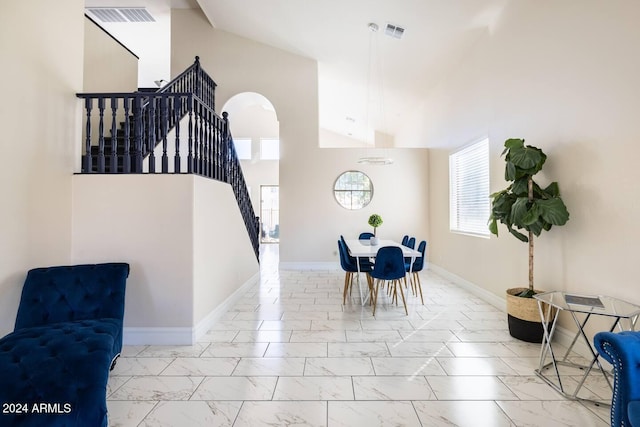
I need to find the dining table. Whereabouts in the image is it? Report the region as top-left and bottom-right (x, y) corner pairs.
(344, 239), (422, 305)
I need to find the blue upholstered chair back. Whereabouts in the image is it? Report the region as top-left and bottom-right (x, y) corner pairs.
(401, 235), (409, 246)
(410, 241), (427, 272)
(407, 237), (416, 249)
(338, 240), (357, 273)
(15, 263), (130, 331)
(359, 232), (375, 240)
(370, 246), (405, 281)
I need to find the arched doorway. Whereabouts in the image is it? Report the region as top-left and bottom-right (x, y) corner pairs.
(222, 92), (280, 244)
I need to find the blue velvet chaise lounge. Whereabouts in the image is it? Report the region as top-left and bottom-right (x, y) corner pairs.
(0, 262), (129, 427)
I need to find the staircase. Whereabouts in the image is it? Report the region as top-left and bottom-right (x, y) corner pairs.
(77, 57), (260, 259)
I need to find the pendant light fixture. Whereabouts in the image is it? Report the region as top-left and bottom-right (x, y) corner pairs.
(358, 22), (394, 166)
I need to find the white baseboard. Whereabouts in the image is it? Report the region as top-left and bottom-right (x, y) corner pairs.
(428, 263), (506, 311)
(192, 272), (260, 342)
(123, 327), (193, 345)
(279, 262), (340, 270)
(122, 272), (260, 346)
(428, 263), (592, 360)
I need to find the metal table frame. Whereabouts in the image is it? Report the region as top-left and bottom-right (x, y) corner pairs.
(534, 291), (640, 403)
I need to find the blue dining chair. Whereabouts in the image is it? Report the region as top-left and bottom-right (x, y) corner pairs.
(368, 246), (408, 316)
(359, 232), (375, 240)
(341, 235), (374, 270)
(406, 237), (416, 249)
(405, 240), (427, 304)
(401, 235), (409, 246)
(338, 240), (372, 304)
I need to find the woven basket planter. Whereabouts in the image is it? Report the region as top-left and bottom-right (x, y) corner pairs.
(506, 287), (555, 343)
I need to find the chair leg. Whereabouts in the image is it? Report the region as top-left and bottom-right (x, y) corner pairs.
(414, 272), (424, 305)
(343, 272), (351, 304)
(395, 279), (408, 315)
(372, 279), (381, 316)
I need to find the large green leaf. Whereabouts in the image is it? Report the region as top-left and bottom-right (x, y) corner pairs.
(543, 182), (560, 197)
(509, 145), (547, 174)
(510, 197), (530, 225)
(488, 217), (498, 236)
(537, 198), (570, 225)
(505, 161), (516, 181)
(521, 202), (541, 225)
(511, 177), (530, 196)
(508, 227), (529, 242)
(503, 138), (525, 151)
(527, 220), (544, 236)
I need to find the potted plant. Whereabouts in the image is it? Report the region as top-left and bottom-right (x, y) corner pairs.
(368, 214), (383, 245)
(489, 138), (570, 342)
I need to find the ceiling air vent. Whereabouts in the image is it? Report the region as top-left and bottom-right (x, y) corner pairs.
(86, 8), (155, 23)
(384, 23), (405, 39)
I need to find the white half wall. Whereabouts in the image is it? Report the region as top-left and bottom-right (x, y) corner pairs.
(71, 174), (259, 344)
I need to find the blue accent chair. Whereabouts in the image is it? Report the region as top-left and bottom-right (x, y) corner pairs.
(594, 331), (640, 427)
(368, 246), (407, 316)
(359, 232), (375, 240)
(338, 240), (372, 304)
(0, 263), (129, 427)
(405, 240), (427, 304)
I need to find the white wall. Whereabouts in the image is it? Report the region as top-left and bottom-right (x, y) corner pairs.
(171, 9), (431, 266)
(423, 0), (640, 333)
(71, 174), (259, 344)
(83, 17), (138, 92)
(0, 1), (84, 336)
(193, 177), (259, 325)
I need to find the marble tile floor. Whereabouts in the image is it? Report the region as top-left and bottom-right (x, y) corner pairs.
(107, 246), (611, 426)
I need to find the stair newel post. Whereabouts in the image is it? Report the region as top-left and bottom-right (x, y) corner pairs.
(194, 56), (201, 100)
(222, 111), (230, 183)
(194, 102), (201, 174)
(147, 96), (156, 173)
(198, 103), (205, 175)
(207, 108), (213, 178)
(214, 115), (221, 180)
(174, 95), (181, 173)
(133, 95), (143, 173)
(187, 95), (194, 174)
(83, 97), (92, 173)
(97, 97), (106, 173)
(110, 97), (118, 173)
(123, 97), (131, 173)
(161, 95), (169, 173)
(214, 78), (217, 110)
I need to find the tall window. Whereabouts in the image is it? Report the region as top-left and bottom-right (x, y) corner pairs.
(449, 138), (490, 237)
(260, 138), (280, 160)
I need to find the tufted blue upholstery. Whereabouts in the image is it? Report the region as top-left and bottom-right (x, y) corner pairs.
(15, 263), (129, 358)
(0, 263), (129, 427)
(0, 322), (115, 426)
(594, 331), (640, 427)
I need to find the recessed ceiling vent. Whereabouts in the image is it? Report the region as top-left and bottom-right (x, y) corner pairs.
(385, 23), (405, 39)
(86, 8), (155, 23)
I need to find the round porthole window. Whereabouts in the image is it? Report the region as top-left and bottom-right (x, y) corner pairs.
(333, 171), (373, 210)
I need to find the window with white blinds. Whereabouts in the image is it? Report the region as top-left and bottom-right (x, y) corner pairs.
(449, 138), (490, 237)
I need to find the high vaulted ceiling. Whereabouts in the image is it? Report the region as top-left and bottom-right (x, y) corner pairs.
(85, 0), (508, 147)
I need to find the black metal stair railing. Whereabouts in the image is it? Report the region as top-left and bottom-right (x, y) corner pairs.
(76, 57), (259, 259)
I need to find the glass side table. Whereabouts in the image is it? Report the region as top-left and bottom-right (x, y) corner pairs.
(533, 291), (640, 403)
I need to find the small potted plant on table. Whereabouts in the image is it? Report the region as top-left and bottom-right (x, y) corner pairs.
(489, 138), (570, 342)
(368, 214), (383, 245)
